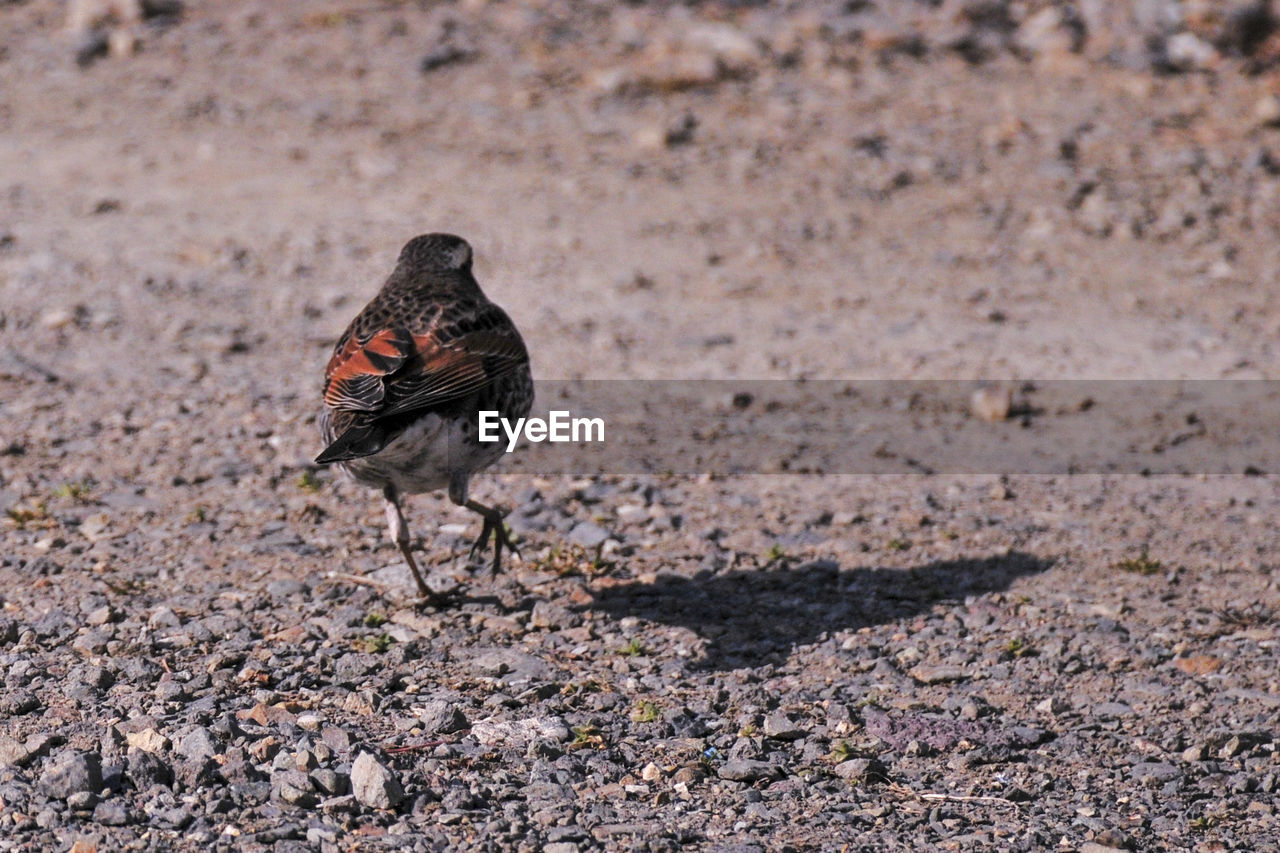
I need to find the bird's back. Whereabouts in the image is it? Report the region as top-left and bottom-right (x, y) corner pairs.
(316, 234), (533, 487)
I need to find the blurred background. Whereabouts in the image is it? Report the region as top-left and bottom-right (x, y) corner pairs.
(5, 0), (1280, 400)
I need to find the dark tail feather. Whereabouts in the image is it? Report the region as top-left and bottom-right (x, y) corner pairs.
(315, 422), (391, 464)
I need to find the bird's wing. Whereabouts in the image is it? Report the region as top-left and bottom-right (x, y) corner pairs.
(379, 308), (529, 417)
(322, 326), (416, 412)
(322, 306), (528, 418)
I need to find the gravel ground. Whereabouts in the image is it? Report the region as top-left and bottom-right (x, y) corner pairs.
(3, 1), (1280, 850)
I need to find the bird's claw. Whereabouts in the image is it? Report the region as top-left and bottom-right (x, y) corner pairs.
(467, 506), (519, 574)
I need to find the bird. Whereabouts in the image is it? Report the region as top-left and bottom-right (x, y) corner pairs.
(315, 233), (533, 599)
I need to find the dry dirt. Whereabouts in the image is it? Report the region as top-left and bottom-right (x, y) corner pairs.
(2, 1), (1280, 851)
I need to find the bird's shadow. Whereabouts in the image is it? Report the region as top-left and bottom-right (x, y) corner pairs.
(588, 551), (1052, 670)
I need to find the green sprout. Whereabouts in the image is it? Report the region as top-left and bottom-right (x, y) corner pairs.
(631, 701), (660, 723)
(357, 633), (394, 654)
(570, 724), (604, 750)
(1116, 548), (1162, 575)
(52, 479), (94, 501)
(828, 739), (856, 763)
(1005, 636), (1033, 658)
(5, 501), (50, 529)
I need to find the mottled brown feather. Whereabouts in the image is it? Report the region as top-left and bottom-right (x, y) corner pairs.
(319, 235), (531, 460)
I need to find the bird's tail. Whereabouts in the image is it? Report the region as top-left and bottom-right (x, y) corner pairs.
(315, 421), (391, 464)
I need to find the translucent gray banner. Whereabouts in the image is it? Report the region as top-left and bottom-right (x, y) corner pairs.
(477, 381), (1280, 475)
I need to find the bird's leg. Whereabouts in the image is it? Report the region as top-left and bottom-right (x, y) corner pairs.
(384, 486), (430, 598)
(464, 499), (520, 574)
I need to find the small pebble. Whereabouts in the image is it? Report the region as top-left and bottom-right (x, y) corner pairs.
(970, 386), (1012, 422)
(1256, 95), (1280, 127)
(351, 753), (404, 810)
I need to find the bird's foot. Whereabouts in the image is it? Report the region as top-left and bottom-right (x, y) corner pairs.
(465, 500), (521, 574)
(407, 588), (463, 611)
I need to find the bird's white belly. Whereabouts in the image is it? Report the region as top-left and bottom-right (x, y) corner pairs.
(339, 413), (503, 496)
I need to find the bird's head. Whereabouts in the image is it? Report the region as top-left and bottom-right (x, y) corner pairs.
(397, 233), (473, 273)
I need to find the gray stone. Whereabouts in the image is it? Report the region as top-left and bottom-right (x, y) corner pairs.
(126, 749), (174, 789)
(471, 716), (570, 748)
(85, 605), (115, 625)
(1132, 761), (1181, 787)
(93, 799), (133, 825)
(1163, 32), (1217, 70)
(321, 726), (351, 752)
(350, 753), (404, 810)
(716, 758), (779, 782)
(70, 664), (114, 690)
(307, 826), (339, 845)
(266, 578), (307, 598)
(0, 690), (41, 716)
(66, 790), (97, 810)
(416, 699), (468, 735)
(153, 806), (193, 829)
(0, 736), (31, 766)
(544, 844), (579, 853)
(835, 757), (887, 783)
(763, 712), (806, 741)
(908, 664), (971, 684)
(567, 521), (610, 549)
(334, 654), (379, 682)
(467, 648), (555, 683)
(175, 727), (220, 760)
(547, 826), (586, 843)
(310, 768), (348, 796)
(1015, 6), (1078, 56)
(529, 601), (581, 630)
(278, 774), (318, 808)
(148, 607), (182, 628)
(155, 679), (188, 703)
(175, 756), (219, 790)
(1220, 733), (1270, 759)
(1008, 726), (1048, 746)
(39, 751), (102, 799)
(320, 794), (359, 814)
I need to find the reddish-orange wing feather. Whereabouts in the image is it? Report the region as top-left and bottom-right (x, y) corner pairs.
(322, 328), (415, 411)
(323, 325), (527, 417)
(373, 330), (526, 417)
